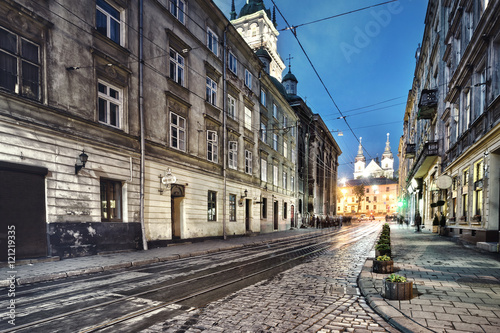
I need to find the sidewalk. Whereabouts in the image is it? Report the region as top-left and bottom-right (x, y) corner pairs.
(1, 228), (329, 287)
(359, 224), (500, 333)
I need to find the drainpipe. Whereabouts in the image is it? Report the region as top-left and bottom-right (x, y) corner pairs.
(139, 0), (148, 250)
(222, 26), (228, 240)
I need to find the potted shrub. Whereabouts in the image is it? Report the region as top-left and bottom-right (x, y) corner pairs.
(373, 254), (394, 274)
(384, 274), (413, 300)
(432, 214), (439, 233)
(375, 242), (391, 257)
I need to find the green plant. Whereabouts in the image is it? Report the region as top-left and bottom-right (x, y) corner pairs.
(376, 254), (391, 261)
(386, 274), (407, 283)
(375, 243), (391, 251)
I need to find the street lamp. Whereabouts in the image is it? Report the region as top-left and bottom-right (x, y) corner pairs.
(75, 150), (88, 174)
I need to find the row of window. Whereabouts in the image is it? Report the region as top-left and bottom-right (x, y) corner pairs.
(101, 180), (294, 224)
(339, 195), (394, 203)
(260, 159), (294, 191)
(449, 159), (484, 219)
(211, 191), (289, 222)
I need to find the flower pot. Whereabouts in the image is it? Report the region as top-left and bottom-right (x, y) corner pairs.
(373, 259), (394, 274)
(384, 280), (413, 300)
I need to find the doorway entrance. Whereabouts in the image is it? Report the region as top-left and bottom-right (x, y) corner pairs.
(170, 184), (185, 239)
(245, 199), (251, 232)
(0, 162), (48, 260)
(273, 200), (279, 230)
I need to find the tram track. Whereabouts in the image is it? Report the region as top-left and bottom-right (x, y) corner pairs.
(0, 222), (381, 332)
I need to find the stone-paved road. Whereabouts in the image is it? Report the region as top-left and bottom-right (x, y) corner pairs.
(142, 221), (398, 333)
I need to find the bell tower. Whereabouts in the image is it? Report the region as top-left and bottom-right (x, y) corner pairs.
(354, 138), (366, 179)
(230, 0), (285, 80)
(381, 133), (394, 178)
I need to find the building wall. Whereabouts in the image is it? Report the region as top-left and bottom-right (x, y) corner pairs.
(338, 182), (398, 216)
(399, 0), (500, 243)
(0, 0), (340, 259)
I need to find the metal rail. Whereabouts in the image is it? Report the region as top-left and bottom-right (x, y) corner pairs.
(2, 223), (379, 333)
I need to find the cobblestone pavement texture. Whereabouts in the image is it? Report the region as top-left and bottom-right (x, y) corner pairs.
(359, 225), (500, 333)
(142, 222), (398, 333)
(4, 222), (500, 332)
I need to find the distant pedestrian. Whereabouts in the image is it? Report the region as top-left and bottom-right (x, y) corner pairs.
(415, 212), (422, 232)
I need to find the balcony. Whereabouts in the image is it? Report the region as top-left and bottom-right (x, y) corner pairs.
(417, 89), (438, 119)
(405, 144), (416, 158)
(408, 141), (439, 180)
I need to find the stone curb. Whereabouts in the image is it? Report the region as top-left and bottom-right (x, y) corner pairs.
(358, 259), (435, 333)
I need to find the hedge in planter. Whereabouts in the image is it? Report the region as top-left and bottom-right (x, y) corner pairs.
(373, 254), (394, 274)
(384, 274), (413, 300)
(375, 242), (391, 257)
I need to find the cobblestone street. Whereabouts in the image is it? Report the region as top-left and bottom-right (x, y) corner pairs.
(143, 222), (397, 332)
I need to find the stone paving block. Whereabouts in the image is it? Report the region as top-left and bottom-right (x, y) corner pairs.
(453, 322), (484, 332)
(399, 303), (422, 311)
(459, 314), (490, 325)
(481, 324), (500, 333)
(411, 310), (437, 319)
(409, 299), (433, 305)
(468, 308), (497, 317)
(486, 316), (500, 326)
(426, 319), (453, 329)
(453, 301), (478, 308)
(443, 306), (470, 315)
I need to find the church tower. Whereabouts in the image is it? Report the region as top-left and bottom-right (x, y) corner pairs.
(230, 0), (286, 81)
(353, 138), (366, 179)
(381, 133), (394, 178)
(282, 59), (298, 96)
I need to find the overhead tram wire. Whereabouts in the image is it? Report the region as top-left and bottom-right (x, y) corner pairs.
(269, 0), (373, 160)
(43, 0), (364, 171)
(278, 0), (398, 32)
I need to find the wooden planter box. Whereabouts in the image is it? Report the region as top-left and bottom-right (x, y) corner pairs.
(373, 260), (394, 274)
(384, 280), (413, 300)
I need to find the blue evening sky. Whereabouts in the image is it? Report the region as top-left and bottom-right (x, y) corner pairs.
(213, 0), (428, 180)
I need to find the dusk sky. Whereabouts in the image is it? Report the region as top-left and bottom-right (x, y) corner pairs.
(214, 0), (428, 180)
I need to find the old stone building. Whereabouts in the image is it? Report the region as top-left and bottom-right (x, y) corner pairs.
(399, 0), (500, 246)
(285, 69), (341, 223)
(0, 0), (266, 259)
(0, 0), (340, 260)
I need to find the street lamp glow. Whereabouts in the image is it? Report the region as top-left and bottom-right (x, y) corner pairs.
(341, 177), (347, 187)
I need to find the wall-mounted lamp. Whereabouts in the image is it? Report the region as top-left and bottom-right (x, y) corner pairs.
(75, 150), (88, 174)
(241, 189), (248, 199)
